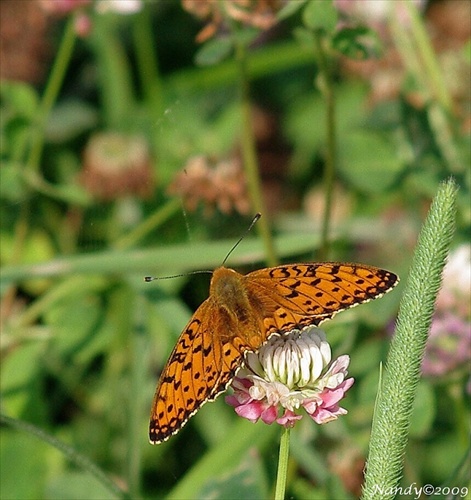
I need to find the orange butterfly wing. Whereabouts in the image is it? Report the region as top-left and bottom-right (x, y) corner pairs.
(149, 262), (398, 444)
(149, 297), (252, 444)
(244, 262), (399, 335)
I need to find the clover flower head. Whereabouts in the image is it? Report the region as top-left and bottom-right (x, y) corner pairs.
(182, 0), (282, 43)
(226, 326), (354, 428)
(168, 155), (250, 216)
(81, 132), (153, 201)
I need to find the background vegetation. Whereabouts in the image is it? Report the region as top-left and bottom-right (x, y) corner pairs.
(1, 1), (469, 499)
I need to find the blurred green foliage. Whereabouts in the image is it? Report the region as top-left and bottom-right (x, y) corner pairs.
(1, 1), (469, 499)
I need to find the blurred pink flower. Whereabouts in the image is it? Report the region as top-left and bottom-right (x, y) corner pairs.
(40, 0), (142, 37)
(39, 0), (91, 15)
(40, 0), (142, 15)
(80, 132), (154, 200)
(435, 245), (471, 316)
(334, 0), (425, 27)
(423, 245), (471, 378)
(226, 327), (354, 428)
(168, 155), (251, 216)
(182, 0), (282, 43)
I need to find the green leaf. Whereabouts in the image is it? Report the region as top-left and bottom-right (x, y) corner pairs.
(0, 431), (47, 500)
(195, 36), (234, 67)
(408, 380), (435, 437)
(302, 0), (338, 33)
(45, 292), (102, 358)
(350, 339), (386, 379)
(338, 130), (404, 193)
(290, 430), (329, 484)
(167, 419), (276, 500)
(233, 27), (259, 47)
(45, 471), (116, 500)
(198, 451), (269, 500)
(0, 231), (323, 285)
(278, 0), (308, 21)
(0, 80), (38, 119)
(0, 162), (27, 202)
(46, 100), (98, 143)
(47, 183), (91, 206)
(333, 26), (383, 60)
(1, 342), (43, 392)
(292, 26), (315, 48)
(463, 38), (471, 64)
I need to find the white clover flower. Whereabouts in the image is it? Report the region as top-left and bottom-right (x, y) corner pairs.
(95, 0), (143, 14)
(226, 327), (354, 428)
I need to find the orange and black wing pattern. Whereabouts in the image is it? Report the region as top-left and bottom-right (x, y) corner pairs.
(149, 299), (250, 444)
(245, 263), (399, 334)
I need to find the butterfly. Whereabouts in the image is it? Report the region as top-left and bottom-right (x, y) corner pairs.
(149, 262), (398, 444)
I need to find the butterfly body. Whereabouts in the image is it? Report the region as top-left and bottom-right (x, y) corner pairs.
(208, 267), (265, 350)
(149, 262), (398, 444)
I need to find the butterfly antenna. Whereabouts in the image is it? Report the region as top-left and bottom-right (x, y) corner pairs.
(145, 270), (212, 282)
(221, 213), (261, 267)
(145, 213), (261, 281)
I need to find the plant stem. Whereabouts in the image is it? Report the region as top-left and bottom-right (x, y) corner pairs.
(26, 16), (77, 171)
(91, 14), (134, 128)
(3, 17), (77, 324)
(390, 4), (462, 174)
(403, 2), (452, 113)
(126, 295), (150, 500)
(234, 39), (278, 267)
(114, 198), (181, 250)
(275, 427), (291, 500)
(132, 5), (165, 121)
(312, 30), (335, 261)
(362, 179), (457, 499)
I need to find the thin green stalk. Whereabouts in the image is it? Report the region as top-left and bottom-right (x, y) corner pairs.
(90, 15), (135, 128)
(0, 231), (322, 286)
(426, 103), (462, 174)
(1, 204), (30, 324)
(403, 1), (453, 113)
(0, 413), (131, 500)
(11, 276), (106, 329)
(275, 427), (291, 500)
(132, 5), (164, 122)
(3, 17), (77, 324)
(126, 295), (151, 500)
(390, 4), (462, 174)
(11, 16), (77, 249)
(21, 168), (89, 204)
(312, 30), (335, 261)
(26, 15), (77, 171)
(234, 39), (278, 267)
(113, 198), (181, 250)
(362, 179), (457, 499)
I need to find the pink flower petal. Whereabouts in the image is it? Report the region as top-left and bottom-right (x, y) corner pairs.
(235, 401), (265, 423)
(227, 329), (355, 430)
(260, 405), (278, 424)
(277, 409), (302, 428)
(319, 387), (344, 407)
(330, 355), (350, 374)
(311, 405), (347, 424)
(302, 397), (320, 414)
